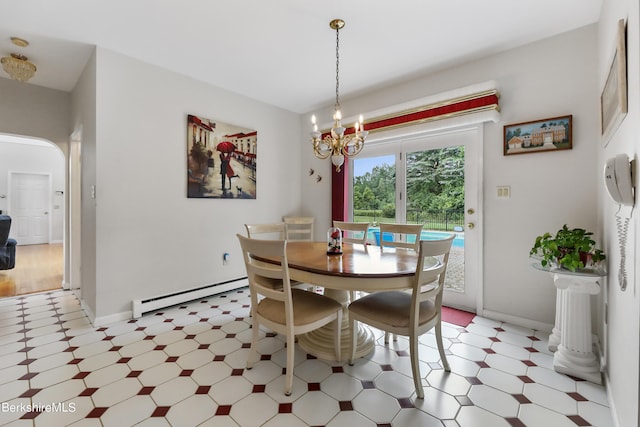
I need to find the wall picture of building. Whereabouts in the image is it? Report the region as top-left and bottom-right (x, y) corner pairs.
(504, 115), (572, 155)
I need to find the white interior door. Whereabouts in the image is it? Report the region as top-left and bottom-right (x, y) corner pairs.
(9, 172), (51, 245)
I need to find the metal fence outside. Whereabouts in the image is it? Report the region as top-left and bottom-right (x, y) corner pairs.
(406, 209), (464, 231)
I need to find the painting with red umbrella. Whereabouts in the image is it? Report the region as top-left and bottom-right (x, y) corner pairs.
(187, 114), (257, 199)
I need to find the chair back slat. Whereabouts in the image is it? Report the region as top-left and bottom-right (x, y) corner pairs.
(245, 223), (285, 240)
(333, 221), (369, 244)
(379, 223), (424, 251)
(283, 217), (314, 241)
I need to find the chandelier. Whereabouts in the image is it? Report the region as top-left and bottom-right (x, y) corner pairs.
(310, 19), (367, 172)
(1, 38), (37, 82)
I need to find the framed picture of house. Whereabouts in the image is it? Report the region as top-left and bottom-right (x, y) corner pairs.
(504, 115), (572, 156)
(187, 114), (257, 199)
(600, 19), (627, 146)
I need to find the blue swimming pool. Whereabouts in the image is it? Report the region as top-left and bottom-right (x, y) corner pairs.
(370, 229), (464, 248)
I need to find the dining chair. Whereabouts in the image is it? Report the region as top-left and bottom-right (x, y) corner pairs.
(377, 223), (425, 342)
(245, 223), (313, 291)
(378, 223), (424, 251)
(245, 222), (285, 240)
(283, 216), (314, 241)
(237, 234), (342, 396)
(333, 221), (369, 245)
(348, 234), (455, 399)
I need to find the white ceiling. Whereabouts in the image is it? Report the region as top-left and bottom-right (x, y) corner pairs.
(0, 0), (602, 114)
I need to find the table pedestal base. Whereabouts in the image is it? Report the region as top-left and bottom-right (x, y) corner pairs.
(298, 318), (375, 361)
(297, 288), (375, 361)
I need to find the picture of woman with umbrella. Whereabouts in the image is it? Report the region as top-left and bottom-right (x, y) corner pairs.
(217, 141), (239, 190)
(187, 114), (257, 199)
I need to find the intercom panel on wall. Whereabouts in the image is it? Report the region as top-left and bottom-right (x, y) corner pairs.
(604, 154), (634, 206)
(603, 153), (635, 291)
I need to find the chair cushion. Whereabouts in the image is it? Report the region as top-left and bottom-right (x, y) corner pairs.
(349, 291), (437, 328)
(257, 289), (341, 326)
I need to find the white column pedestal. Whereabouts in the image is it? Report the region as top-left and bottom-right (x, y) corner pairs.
(548, 287), (565, 352)
(551, 272), (602, 384)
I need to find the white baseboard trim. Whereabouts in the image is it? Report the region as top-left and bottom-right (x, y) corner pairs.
(83, 278), (249, 327)
(79, 298), (95, 325)
(93, 310), (132, 328)
(80, 296), (130, 327)
(481, 309), (554, 333)
(603, 372), (621, 427)
(132, 278), (248, 318)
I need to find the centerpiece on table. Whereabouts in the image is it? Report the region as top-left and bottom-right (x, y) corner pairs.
(530, 224), (606, 272)
(327, 227), (343, 255)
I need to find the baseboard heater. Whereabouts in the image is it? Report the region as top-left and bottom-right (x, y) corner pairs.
(132, 277), (248, 318)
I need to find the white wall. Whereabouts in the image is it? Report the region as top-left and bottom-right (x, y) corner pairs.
(301, 25), (599, 328)
(84, 48), (302, 322)
(597, 1), (639, 426)
(0, 140), (65, 242)
(0, 77), (71, 145)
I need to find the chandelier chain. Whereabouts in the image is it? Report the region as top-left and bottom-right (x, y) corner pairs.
(335, 25), (340, 110)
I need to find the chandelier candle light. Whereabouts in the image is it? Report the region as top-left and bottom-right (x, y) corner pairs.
(310, 19), (368, 172)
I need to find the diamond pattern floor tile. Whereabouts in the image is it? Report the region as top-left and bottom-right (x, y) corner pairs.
(0, 289), (615, 426)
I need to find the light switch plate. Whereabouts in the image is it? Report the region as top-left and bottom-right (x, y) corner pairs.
(497, 186), (510, 199)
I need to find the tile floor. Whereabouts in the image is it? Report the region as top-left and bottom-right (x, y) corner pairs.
(0, 289), (613, 427)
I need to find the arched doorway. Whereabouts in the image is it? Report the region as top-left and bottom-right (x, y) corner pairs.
(0, 133), (67, 297)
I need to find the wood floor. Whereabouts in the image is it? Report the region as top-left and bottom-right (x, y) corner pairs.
(0, 243), (63, 298)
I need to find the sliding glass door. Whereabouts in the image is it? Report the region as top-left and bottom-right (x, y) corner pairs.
(350, 126), (482, 312)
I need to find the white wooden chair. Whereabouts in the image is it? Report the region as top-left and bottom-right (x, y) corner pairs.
(348, 235), (455, 399)
(378, 223), (424, 251)
(245, 222), (312, 291)
(283, 216), (314, 241)
(377, 223), (425, 342)
(333, 221), (369, 245)
(237, 234), (342, 396)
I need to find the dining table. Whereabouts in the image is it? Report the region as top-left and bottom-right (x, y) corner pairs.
(258, 241), (422, 361)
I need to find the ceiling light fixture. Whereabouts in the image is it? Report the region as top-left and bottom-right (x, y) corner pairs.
(310, 19), (367, 172)
(1, 37), (37, 82)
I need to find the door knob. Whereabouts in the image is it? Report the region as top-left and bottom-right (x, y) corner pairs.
(44, 211), (49, 215)
(467, 222), (475, 229)
(467, 208), (475, 215)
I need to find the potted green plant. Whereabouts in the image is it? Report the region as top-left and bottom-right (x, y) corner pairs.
(530, 224), (606, 272)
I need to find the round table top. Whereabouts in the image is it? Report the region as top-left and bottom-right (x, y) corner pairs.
(284, 241), (419, 278)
